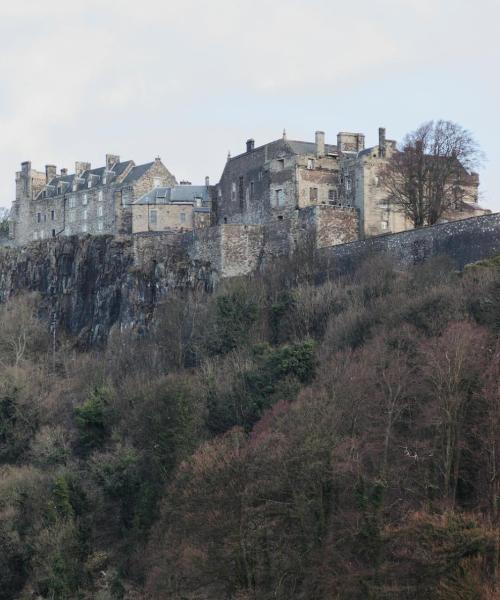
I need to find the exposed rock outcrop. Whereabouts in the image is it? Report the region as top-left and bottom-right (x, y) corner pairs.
(0, 234), (215, 346)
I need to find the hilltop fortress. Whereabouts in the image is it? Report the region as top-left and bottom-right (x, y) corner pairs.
(1, 127), (499, 344)
(9, 127), (487, 252)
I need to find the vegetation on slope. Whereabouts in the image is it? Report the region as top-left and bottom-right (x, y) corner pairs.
(0, 253), (499, 599)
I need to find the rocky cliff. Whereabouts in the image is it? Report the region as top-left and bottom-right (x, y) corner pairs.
(0, 234), (215, 346)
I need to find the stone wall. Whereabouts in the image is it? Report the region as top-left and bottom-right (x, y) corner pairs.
(0, 212), (498, 347)
(317, 213), (500, 277)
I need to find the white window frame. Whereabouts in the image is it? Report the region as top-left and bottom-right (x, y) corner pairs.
(82, 193), (88, 205)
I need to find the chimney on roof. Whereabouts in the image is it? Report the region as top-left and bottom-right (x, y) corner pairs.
(205, 176), (210, 187)
(75, 161), (91, 177)
(45, 165), (57, 182)
(180, 180), (191, 185)
(60, 168), (68, 176)
(106, 154), (120, 170)
(378, 128), (386, 158)
(315, 131), (325, 158)
(283, 129), (287, 140)
(246, 139), (255, 153)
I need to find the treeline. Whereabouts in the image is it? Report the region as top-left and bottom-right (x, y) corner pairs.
(0, 252), (499, 599)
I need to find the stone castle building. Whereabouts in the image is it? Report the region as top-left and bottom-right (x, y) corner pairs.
(215, 128), (486, 237)
(10, 155), (176, 245)
(9, 127), (487, 247)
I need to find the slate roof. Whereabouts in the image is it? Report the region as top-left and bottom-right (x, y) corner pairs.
(286, 140), (338, 155)
(134, 185), (211, 206)
(38, 159), (154, 198)
(121, 162), (154, 186)
(229, 138), (339, 163)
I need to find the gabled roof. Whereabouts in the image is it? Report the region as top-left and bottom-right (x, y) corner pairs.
(134, 185), (211, 206)
(228, 138), (338, 163)
(41, 160), (135, 197)
(121, 162), (155, 186)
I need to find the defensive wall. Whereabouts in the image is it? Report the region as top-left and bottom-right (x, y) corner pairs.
(0, 212), (498, 346)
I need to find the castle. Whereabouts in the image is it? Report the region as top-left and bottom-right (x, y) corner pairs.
(9, 128), (487, 248)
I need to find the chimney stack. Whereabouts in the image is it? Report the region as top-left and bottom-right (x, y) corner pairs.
(378, 128), (386, 157)
(60, 168), (68, 176)
(75, 161), (91, 177)
(205, 176), (210, 187)
(315, 131), (325, 158)
(45, 165), (57, 183)
(246, 139), (255, 153)
(106, 154), (120, 170)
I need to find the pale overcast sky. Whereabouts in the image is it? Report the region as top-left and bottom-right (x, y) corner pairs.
(1, 0), (499, 211)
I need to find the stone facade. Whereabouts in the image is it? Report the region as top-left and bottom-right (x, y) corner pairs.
(216, 128), (487, 239)
(10, 156), (176, 245)
(131, 183), (212, 234)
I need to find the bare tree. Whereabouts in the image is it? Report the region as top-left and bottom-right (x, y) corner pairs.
(380, 120), (482, 227)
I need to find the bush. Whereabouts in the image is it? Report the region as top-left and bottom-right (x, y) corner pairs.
(74, 387), (113, 454)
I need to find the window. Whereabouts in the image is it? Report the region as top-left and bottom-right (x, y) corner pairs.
(231, 182), (236, 201)
(43, 214), (47, 222)
(250, 181), (254, 198)
(82, 223), (88, 233)
(345, 178), (351, 191)
(277, 159), (285, 170)
(307, 158), (315, 170)
(87, 180), (92, 188)
(271, 190), (285, 206)
(381, 220), (389, 230)
(98, 190), (103, 202)
(149, 209), (158, 225)
(69, 212), (75, 223)
(51, 210), (55, 221)
(83, 209), (88, 221)
(69, 196), (76, 208)
(97, 206), (103, 217)
(33, 231), (38, 241)
(310, 187), (318, 201)
(328, 189), (338, 203)
(37, 212), (41, 223)
(51, 229), (56, 237)
(97, 221), (103, 231)
(238, 176), (244, 201)
(82, 193), (88, 205)
(258, 170), (263, 181)
(153, 177), (161, 188)
(180, 213), (186, 223)
(40, 230), (44, 239)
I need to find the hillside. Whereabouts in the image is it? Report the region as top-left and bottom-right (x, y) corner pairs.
(0, 252), (499, 599)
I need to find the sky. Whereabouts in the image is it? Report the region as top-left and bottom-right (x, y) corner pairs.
(1, 0), (499, 211)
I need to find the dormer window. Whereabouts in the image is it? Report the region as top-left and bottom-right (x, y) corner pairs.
(88, 180), (92, 188)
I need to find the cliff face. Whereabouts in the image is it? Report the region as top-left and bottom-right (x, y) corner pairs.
(0, 235), (216, 346)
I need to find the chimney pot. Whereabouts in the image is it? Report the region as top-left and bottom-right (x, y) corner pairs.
(205, 176), (210, 187)
(246, 139), (255, 153)
(60, 168), (68, 176)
